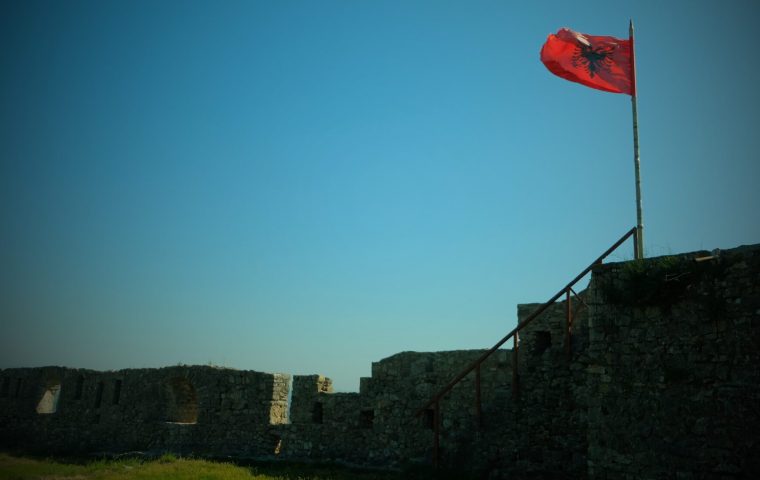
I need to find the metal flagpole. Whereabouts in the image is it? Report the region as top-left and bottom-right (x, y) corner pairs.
(629, 19), (644, 259)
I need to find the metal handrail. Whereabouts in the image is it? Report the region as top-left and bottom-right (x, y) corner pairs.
(414, 227), (638, 464)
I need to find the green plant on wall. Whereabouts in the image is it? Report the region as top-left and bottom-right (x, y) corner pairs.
(598, 254), (728, 314)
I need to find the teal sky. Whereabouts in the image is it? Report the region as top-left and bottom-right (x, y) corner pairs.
(2, 0), (759, 391)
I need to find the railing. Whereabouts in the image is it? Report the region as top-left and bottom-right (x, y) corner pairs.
(415, 227), (638, 466)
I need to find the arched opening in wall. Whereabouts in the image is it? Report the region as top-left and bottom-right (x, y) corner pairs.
(165, 377), (199, 424)
(14, 378), (23, 398)
(534, 331), (552, 355)
(36, 381), (61, 414)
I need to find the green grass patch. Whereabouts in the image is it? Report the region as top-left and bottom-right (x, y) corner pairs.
(0, 453), (260, 480)
(0, 453), (413, 480)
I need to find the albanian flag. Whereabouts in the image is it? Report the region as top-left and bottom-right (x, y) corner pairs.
(541, 28), (634, 95)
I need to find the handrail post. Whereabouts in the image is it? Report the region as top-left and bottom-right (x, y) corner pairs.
(512, 333), (520, 399)
(433, 400), (440, 467)
(565, 289), (572, 359)
(475, 364), (482, 428)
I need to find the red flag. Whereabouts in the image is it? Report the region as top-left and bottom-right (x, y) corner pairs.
(541, 28), (634, 95)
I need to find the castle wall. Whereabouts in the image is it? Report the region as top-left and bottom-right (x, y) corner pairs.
(1, 243), (758, 479)
(0, 366), (289, 457)
(503, 298), (590, 478)
(278, 349), (515, 467)
(584, 246), (760, 479)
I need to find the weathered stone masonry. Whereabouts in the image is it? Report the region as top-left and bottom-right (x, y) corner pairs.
(0, 366), (290, 457)
(1, 244), (759, 479)
(584, 245), (760, 479)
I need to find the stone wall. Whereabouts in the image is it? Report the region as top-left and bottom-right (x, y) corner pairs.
(1, 243), (758, 479)
(279, 349), (515, 467)
(584, 245), (760, 479)
(0, 366), (289, 457)
(506, 298), (590, 478)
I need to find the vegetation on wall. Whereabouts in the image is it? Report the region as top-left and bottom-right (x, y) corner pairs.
(597, 253), (729, 313)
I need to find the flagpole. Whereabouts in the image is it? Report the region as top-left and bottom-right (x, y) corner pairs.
(629, 19), (644, 259)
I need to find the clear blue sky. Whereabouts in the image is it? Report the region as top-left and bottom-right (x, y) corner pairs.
(2, 0), (758, 391)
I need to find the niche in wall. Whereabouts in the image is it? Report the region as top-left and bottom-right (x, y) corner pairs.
(165, 377), (199, 424)
(359, 409), (375, 428)
(36, 381), (61, 414)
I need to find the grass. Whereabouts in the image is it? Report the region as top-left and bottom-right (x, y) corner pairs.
(0, 453), (406, 480)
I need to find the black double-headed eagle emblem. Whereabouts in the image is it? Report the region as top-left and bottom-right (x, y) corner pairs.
(571, 41), (616, 78)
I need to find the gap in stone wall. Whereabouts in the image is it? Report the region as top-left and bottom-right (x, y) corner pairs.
(271, 434), (282, 455)
(36, 382), (61, 414)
